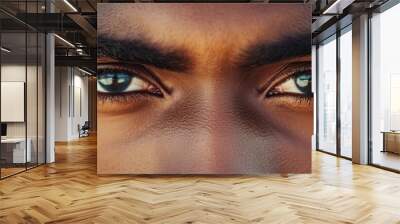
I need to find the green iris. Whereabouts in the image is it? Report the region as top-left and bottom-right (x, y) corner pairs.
(294, 72), (312, 96)
(98, 72), (132, 93)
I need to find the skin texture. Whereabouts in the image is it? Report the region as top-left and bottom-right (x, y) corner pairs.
(97, 4), (312, 174)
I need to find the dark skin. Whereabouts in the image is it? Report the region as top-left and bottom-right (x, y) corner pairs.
(97, 4), (312, 174)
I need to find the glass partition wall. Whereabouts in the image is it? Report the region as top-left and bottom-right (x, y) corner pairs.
(370, 3), (400, 171)
(0, 3), (46, 179)
(317, 35), (337, 155)
(339, 26), (352, 159)
(0, 31), (27, 177)
(316, 26), (353, 159)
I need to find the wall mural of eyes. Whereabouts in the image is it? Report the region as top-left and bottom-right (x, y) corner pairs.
(97, 61), (312, 111)
(97, 4), (312, 174)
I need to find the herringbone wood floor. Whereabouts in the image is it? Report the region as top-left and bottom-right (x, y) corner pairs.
(1, 135), (400, 224)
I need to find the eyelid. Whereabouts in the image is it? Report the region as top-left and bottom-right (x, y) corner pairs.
(98, 62), (172, 95)
(265, 95), (313, 112)
(258, 61), (311, 97)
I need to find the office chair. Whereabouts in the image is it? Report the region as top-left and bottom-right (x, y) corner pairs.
(79, 121), (90, 138)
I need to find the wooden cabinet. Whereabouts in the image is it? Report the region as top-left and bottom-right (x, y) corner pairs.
(382, 132), (400, 154)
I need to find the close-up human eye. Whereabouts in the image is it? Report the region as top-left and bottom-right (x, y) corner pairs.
(266, 69), (312, 97)
(97, 67), (163, 98)
(262, 62), (312, 110)
(97, 63), (169, 113)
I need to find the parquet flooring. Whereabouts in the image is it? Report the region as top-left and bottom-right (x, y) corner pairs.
(1, 135), (400, 223)
(0, 167), (26, 178)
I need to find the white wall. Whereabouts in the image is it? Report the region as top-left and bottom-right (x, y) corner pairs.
(72, 73), (89, 138)
(55, 66), (70, 141)
(54, 67), (89, 141)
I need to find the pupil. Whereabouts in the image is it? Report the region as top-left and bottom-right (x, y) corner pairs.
(98, 72), (132, 93)
(294, 72), (312, 96)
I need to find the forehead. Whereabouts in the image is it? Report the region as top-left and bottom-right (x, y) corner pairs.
(98, 4), (310, 45)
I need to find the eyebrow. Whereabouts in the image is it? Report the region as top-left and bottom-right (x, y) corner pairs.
(239, 33), (311, 71)
(98, 36), (192, 72)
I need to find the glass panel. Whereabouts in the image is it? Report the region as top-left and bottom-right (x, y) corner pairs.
(1, 31), (27, 177)
(371, 4), (400, 171)
(339, 27), (352, 158)
(0, 1), (46, 179)
(317, 35), (337, 154)
(26, 0), (39, 170)
(27, 31), (38, 169)
(38, 33), (45, 165)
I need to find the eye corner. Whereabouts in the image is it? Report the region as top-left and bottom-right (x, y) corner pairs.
(263, 65), (312, 99)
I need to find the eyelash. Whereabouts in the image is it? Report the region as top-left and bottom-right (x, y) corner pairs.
(265, 94), (312, 111)
(97, 64), (165, 101)
(98, 91), (159, 106)
(261, 64), (311, 94)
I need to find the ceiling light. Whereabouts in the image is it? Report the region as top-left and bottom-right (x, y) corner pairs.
(63, 0), (78, 12)
(323, 1), (340, 14)
(78, 67), (93, 76)
(54, 34), (75, 48)
(322, 0), (354, 15)
(76, 48), (85, 55)
(1, 47), (11, 53)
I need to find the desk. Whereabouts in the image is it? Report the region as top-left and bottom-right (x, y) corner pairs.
(1, 138), (31, 163)
(381, 131), (400, 154)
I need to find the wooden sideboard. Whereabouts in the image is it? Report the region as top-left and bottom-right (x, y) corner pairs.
(382, 131), (400, 154)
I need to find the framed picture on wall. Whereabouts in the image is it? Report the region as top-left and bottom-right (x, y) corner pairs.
(1, 81), (25, 122)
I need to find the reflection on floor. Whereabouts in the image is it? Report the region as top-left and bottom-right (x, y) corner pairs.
(0, 167), (25, 178)
(0, 135), (400, 223)
(373, 150), (400, 170)
(0, 162), (41, 178)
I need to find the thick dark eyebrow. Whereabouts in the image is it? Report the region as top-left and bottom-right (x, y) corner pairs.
(239, 33), (311, 71)
(98, 36), (192, 72)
